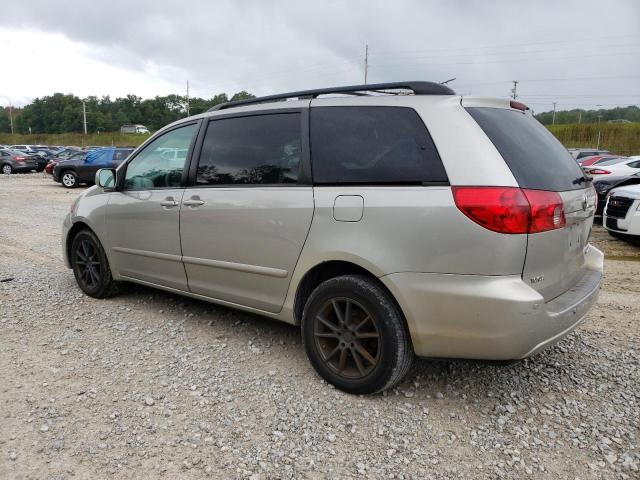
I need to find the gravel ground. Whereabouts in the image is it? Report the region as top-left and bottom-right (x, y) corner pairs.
(0, 173), (639, 480)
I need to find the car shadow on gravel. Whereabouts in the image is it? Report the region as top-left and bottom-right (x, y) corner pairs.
(114, 281), (301, 339)
(111, 281), (601, 402)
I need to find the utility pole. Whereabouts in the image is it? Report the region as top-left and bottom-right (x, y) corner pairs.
(82, 100), (87, 135)
(186, 80), (190, 116)
(511, 80), (518, 100)
(8, 104), (13, 134)
(578, 111), (582, 124)
(364, 44), (369, 84)
(552, 102), (557, 125)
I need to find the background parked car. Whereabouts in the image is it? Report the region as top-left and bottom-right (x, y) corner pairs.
(10, 144), (38, 154)
(569, 148), (612, 160)
(578, 154), (622, 167)
(46, 150), (85, 174)
(584, 156), (640, 178)
(603, 183), (640, 245)
(0, 148), (41, 174)
(592, 172), (640, 214)
(53, 147), (134, 187)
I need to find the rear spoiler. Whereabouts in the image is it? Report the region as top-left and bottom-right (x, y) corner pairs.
(461, 96), (531, 113)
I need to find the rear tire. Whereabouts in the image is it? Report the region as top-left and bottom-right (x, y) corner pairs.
(2, 164), (13, 175)
(70, 229), (120, 298)
(61, 170), (78, 188)
(301, 274), (413, 394)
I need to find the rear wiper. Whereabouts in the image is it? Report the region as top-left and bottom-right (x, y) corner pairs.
(572, 176), (591, 185)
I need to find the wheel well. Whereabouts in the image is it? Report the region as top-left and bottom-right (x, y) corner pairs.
(66, 221), (92, 261)
(294, 261), (385, 324)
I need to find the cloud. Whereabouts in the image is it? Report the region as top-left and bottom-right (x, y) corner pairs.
(1, 0), (639, 111)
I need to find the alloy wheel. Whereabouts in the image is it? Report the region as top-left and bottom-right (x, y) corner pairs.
(74, 239), (102, 289)
(313, 298), (381, 379)
(62, 172), (76, 187)
(2, 164), (12, 175)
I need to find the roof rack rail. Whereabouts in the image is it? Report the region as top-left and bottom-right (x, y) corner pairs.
(207, 81), (455, 112)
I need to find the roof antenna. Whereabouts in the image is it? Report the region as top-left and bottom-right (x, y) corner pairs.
(440, 78), (456, 85)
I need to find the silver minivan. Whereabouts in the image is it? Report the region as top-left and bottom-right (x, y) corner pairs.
(62, 82), (603, 394)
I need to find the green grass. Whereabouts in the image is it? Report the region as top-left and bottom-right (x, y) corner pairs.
(546, 123), (640, 156)
(2, 122), (639, 156)
(0, 132), (149, 148)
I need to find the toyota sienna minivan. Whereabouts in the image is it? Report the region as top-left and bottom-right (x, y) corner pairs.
(62, 81), (603, 394)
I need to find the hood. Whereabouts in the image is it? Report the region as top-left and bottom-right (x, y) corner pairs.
(610, 184), (640, 199)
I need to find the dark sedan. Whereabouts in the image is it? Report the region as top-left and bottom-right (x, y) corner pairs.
(0, 149), (41, 174)
(53, 147), (134, 188)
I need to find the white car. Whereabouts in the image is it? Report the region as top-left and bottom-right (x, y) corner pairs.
(584, 156), (640, 179)
(603, 183), (640, 244)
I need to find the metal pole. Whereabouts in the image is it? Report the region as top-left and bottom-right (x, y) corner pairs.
(596, 130), (601, 149)
(552, 102), (557, 125)
(82, 100), (87, 135)
(511, 80), (518, 100)
(364, 44), (369, 84)
(186, 80), (190, 116)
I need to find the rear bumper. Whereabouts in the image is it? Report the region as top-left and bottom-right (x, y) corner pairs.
(12, 165), (37, 172)
(380, 245), (604, 360)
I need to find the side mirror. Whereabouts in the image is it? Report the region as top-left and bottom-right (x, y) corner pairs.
(96, 168), (116, 190)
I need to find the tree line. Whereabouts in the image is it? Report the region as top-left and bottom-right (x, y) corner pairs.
(1, 94), (638, 133)
(0, 91), (255, 134)
(534, 105), (640, 125)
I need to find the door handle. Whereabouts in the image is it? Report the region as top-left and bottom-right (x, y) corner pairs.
(183, 199), (205, 207)
(160, 198), (179, 208)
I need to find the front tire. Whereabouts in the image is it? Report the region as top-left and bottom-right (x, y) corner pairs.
(301, 274), (413, 394)
(2, 164), (13, 175)
(61, 170), (78, 188)
(70, 229), (120, 298)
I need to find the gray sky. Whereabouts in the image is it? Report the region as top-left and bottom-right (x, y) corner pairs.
(2, 0), (639, 113)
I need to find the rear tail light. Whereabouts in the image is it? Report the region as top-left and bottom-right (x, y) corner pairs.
(14, 156), (26, 163)
(586, 168), (610, 175)
(452, 186), (565, 234)
(523, 189), (566, 233)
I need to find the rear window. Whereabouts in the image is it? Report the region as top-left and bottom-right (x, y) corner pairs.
(597, 157), (625, 166)
(467, 108), (586, 191)
(310, 106), (448, 185)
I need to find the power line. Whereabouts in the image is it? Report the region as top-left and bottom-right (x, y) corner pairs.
(368, 49), (640, 69)
(456, 74), (640, 88)
(370, 42), (638, 61)
(370, 34), (638, 55)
